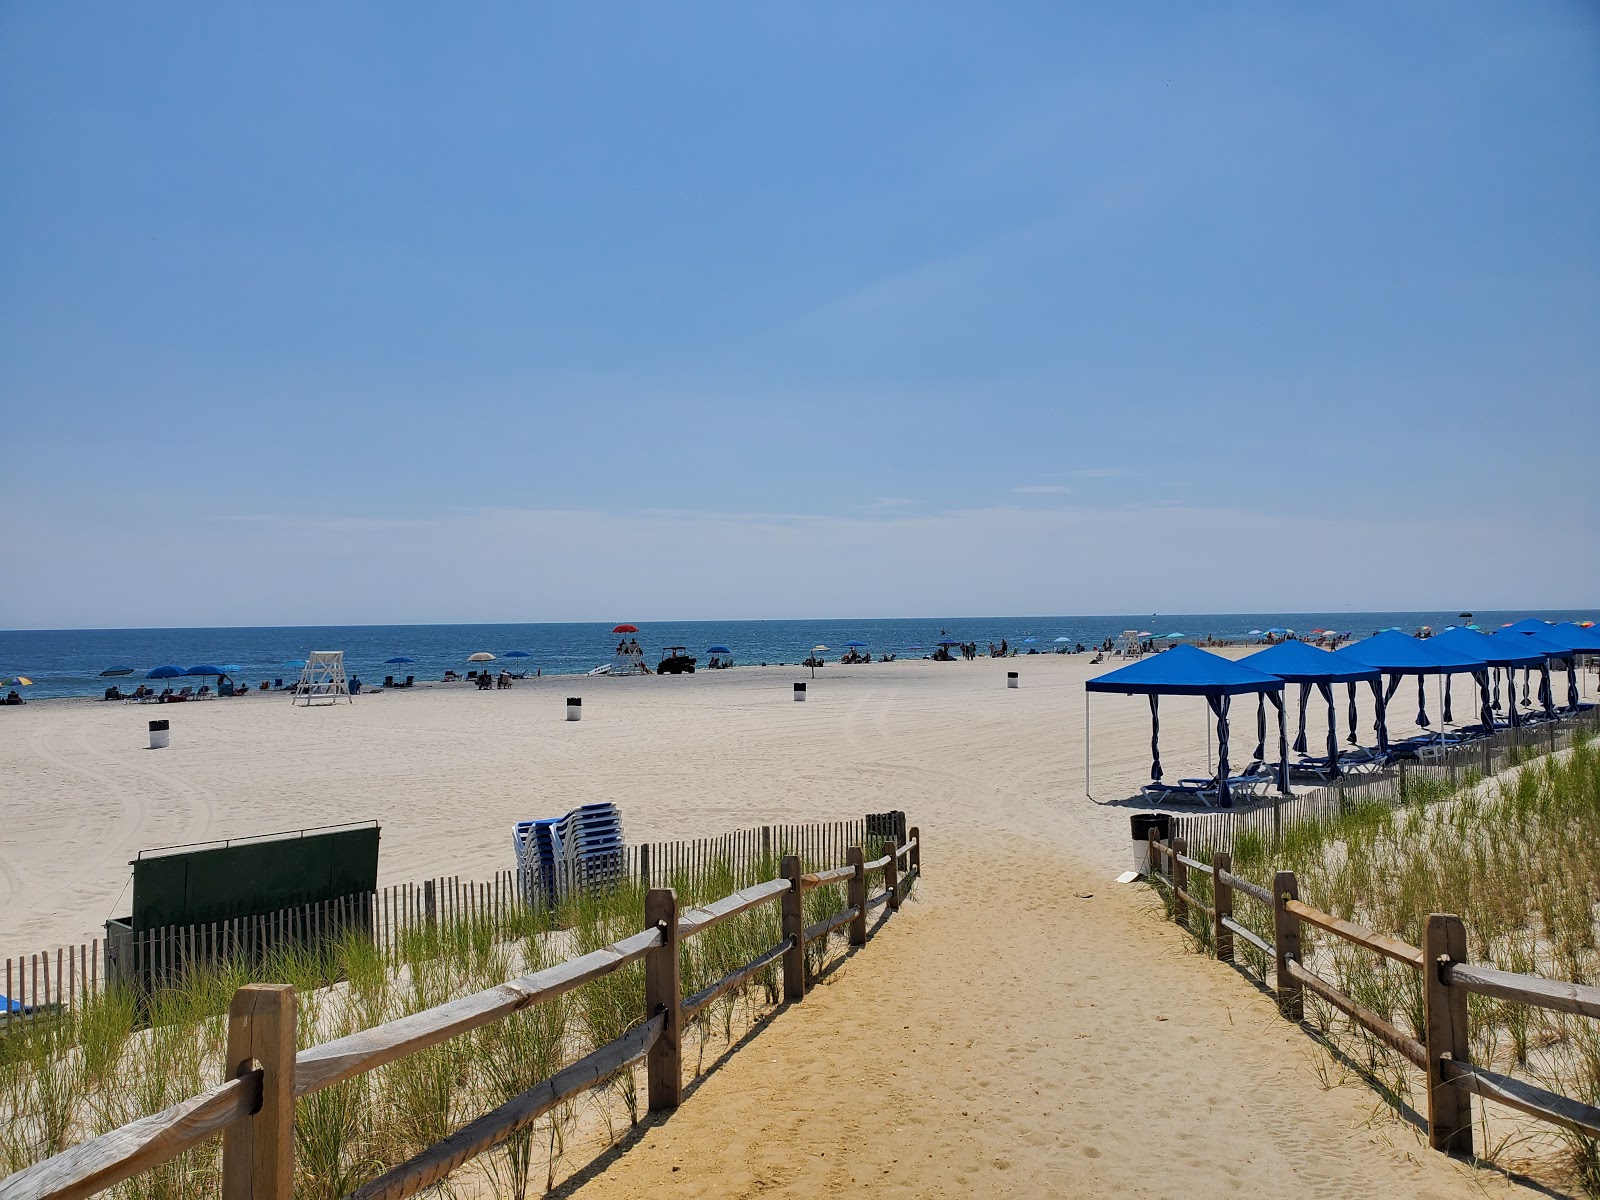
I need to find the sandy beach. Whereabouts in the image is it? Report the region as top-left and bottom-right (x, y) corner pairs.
(0, 657), (1532, 1195)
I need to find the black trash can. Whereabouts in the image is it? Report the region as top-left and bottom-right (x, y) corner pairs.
(1130, 813), (1171, 872)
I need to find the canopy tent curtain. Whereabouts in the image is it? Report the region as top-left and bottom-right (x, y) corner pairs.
(1498, 621), (1600, 713)
(1434, 625), (1553, 731)
(1238, 640), (1383, 775)
(1336, 631), (1487, 738)
(1085, 645), (1287, 808)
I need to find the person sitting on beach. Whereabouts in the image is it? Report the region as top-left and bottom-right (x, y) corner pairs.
(4, 690), (21, 705)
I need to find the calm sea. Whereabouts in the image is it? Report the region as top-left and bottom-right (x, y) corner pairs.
(1, 610), (1592, 700)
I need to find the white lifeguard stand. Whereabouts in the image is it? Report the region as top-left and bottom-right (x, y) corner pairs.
(1116, 630), (1143, 659)
(607, 641), (650, 676)
(293, 651), (352, 705)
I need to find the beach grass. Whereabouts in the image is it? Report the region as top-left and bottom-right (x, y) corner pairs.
(1162, 739), (1600, 1194)
(0, 842), (868, 1196)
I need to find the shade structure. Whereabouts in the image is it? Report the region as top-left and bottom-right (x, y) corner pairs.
(1054, 636), (1071, 643)
(99, 666), (135, 677)
(1337, 631), (1487, 733)
(384, 656), (415, 665)
(812, 645), (829, 652)
(1496, 623), (1599, 713)
(146, 664), (185, 679)
(184, 664), (226, 676)
(1553, 622), (1600, 651)
(1086, 645), (1285, 696)
(1433, 626), (1554, 730)
(1434, 626), (1544, 668)
(1241, 640), (1387, 767)
(1241, 640), (1380, 683)
(611, 624), (639, 634)
(706, 645), (731, 654)
(467, 652), (495, 663)
(845, 641), (868, 647)
(1087, 646), (1288, 807)
(502, 651), (531, 658)
(8, 676), (32, 687)
(1337, 631), (1483, 674)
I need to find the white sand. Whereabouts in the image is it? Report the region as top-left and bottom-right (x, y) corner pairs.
(0, 657), (1526, 1196)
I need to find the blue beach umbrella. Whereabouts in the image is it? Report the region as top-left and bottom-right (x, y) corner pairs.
(1054, 637), (1071, 643)
(1163, 632), (1184, 639)
(99, 666), (136, 677)
(384, 656), (415, 666)
(706, 645), (732, 655)
(185, 664), (227, 676)
(146, 664), (184, 679)
(502, 651), (531, 658)
(845, 641), (868, 647)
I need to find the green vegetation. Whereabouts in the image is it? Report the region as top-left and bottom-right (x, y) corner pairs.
(0, 843), (896, 1197)
(1163, 740), (1600, 1194)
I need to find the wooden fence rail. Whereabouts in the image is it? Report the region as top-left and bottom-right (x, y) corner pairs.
(1143, 835), (1600, 1155)
(0, 828), (921, 1200)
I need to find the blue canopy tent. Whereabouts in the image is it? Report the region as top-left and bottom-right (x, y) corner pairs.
(1336, 632), (1487, 743)
(1085, 645), (1287, 808)
(1239, 641), (1381, 777)
(1434, 627), (1545, 728)
(1495, 623), (1592, 715)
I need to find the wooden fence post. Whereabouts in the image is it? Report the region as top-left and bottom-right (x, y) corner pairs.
(1171, 837), (1189, 930)
(1212, 851), (1233, 962)
(423, 879), (436, 929)
(781, 856), (804, 1003)
(222, 984), (296, 1200)
(1423, 913), (1473, 1155)
(1146, 828), (1161, 878)
(884, 840), (901, 912)
(644, 888), (682, 1111)
(1273, 870), (1302, 1021)
(847, 847), (867, 946)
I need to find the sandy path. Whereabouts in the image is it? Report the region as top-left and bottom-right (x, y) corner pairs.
(563, 840), (1494, 1200)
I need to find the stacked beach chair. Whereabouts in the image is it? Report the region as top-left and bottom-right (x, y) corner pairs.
(513, 802), (626, 906)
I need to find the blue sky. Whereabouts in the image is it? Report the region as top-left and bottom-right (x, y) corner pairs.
(2, 3), (1596, 628)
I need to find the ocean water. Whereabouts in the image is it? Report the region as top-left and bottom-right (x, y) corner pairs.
(1, 610), (1592, 700)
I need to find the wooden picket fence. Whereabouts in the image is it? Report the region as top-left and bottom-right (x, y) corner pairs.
(1, 816), (897, 1032)
(0, 829), (922, 1200)
(1143, 832), (1600, 1155)
(1171, 706), (1600, 858)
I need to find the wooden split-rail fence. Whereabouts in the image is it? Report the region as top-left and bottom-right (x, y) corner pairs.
(1144, 830), (1600, 1154)
(1, 817), (899, 1029)
(0, 830), (921, 1200)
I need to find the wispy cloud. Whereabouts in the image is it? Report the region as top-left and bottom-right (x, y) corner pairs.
(1011, 484), (1073, 495)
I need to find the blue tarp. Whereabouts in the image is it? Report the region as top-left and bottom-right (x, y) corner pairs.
(1239, 641), (1379, 683)
(1085, 645), (1285, 696)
